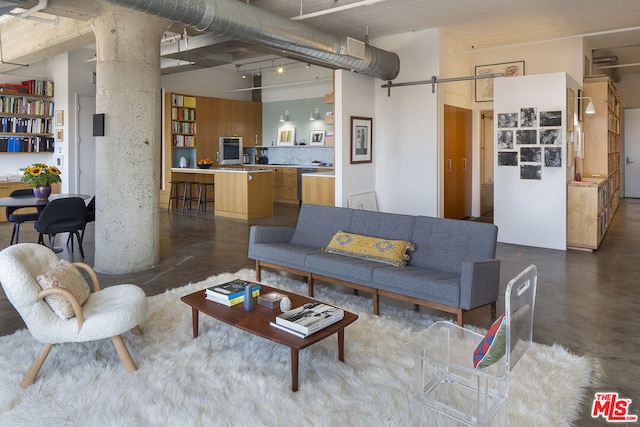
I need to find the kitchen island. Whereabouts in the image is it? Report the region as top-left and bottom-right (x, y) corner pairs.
(170, 168), (274, 219)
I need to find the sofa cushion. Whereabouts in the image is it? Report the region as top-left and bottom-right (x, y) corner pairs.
(305, 253), (381, 283)
(473, 304), (531, 369)
(291, 204), (354, 248)
(409, 216), (498, 274)
(36, 259), (91, 320)
(250, 243), (318, 270)
(348, 210), (416, 241)
(324, 230), (416, 266)
(372, 266), (461, 307)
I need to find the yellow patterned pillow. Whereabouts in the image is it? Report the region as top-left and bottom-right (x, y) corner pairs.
(323, 231), (416, 266)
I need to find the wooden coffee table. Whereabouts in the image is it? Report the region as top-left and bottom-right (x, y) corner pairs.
(180, 284), (358, 391)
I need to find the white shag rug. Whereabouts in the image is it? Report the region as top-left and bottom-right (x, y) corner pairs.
(0, 269), (591, 426)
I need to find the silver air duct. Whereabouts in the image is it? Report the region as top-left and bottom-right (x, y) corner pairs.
(593, 56), (620, 83)
(101, 0), (400, 81)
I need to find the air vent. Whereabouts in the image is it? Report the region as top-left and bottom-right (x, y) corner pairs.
(342, 36), (366, 60)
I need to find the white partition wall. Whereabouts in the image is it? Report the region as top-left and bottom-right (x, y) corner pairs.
(494, 73), (577, 250)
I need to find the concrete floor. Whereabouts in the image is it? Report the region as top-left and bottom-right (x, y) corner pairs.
(1, 200), (639, 425)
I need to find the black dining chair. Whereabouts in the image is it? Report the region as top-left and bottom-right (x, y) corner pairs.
(34, 197), (87, 258)
(5, 189), (40, 245)
(67, 196), (95, 245)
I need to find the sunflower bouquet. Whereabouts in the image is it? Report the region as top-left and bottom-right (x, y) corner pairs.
(21, 163), (62, 187)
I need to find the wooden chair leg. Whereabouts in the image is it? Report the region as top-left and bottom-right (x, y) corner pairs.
(21, 343), (54, 388)
(111, 335), (138, 372)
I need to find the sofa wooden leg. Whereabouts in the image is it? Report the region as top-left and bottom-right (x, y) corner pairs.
(373, 292), (379, 315)
(307, 275), (314, 297)
(112, 335), (138, 372)
(456, 309), (464, 327)
(255, 261), (262, 281)
(491, 301), (497, 319)
(21, 343), (54, 388)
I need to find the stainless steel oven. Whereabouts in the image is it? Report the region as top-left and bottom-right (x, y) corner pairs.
(218, 137), (243, 165)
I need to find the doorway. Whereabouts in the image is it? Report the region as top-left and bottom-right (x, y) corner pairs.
(624, 108), (640, 198)
(480, 110), (494, 218)
(77, 94), (97, 195)
(443, 105), (472, 219)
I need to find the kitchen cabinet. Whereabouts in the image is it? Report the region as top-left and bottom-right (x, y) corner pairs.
(302, 173), (334, 206)
(242, 101), (262, 147)
(214, 169), (273, 219)
(273, 167), (297, 203)
(218, 98), (243, 137)
(195, 96), (219, 165)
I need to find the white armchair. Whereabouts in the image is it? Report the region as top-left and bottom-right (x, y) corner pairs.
(0, 243), (147, 388)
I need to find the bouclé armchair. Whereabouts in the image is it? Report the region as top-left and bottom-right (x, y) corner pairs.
(0, 243), (147, 387)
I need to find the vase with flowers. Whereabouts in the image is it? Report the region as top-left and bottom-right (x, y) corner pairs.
(21, 163), (62, 200)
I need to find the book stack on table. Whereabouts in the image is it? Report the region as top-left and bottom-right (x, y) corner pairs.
(205, 279), (261, 307)
(270, 302), (344, 338)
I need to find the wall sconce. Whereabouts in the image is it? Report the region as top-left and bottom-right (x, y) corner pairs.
(578, 96), (596, 114)
(309, 108), (319, 121)
(279, 110), (289, 122)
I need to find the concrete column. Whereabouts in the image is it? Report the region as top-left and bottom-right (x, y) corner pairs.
(90, 4), (169, 273)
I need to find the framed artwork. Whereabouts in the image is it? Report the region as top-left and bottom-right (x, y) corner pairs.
(350, 116), (372, 164)
(577, 89), (584, 122)
(55, 110), (64, 126)
(566, 88), (574, 131)
(277, 126), (295, 146)
(348, 191), (378, 211)
(475, 60), (525, 102)
(309, 130), (325, 146)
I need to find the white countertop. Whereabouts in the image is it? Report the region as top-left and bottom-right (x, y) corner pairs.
(171, 168), (273, 174)
(301, 171), (335, 177)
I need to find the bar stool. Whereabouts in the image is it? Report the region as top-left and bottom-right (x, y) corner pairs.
(167, 180), (186, 211)
(197, 182), (215, 215)
(183, 182), (200, 213)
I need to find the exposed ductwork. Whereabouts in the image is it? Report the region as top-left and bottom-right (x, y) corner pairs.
(101, 0), (400, 81)
(593, 55), (620, 83)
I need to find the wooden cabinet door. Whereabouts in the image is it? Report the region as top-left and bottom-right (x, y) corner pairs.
(444, 105), (472, 219)
(196, 96), (219, 165)
(242, 101), (262, 147)
(218, 99), (244, 138)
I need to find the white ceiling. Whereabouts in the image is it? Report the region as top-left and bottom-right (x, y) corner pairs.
(243, 0), (640, 81)
(4, 0), (640, 81)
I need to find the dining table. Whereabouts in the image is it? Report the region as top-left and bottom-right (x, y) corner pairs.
(0, 193), (92, 210)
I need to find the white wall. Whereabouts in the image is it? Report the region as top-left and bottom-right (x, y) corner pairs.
(494, 73), (577, 250)
(334, 70), (376, 207)
(161, 67), (252, 101)
(372, 29), (440, 216)
(261, 65), (334, 102)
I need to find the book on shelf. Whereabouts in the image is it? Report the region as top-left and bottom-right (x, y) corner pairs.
(275, 302), (344, 336)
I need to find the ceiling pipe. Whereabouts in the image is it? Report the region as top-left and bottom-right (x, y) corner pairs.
(593, 55), (620, 83)
(100, 0), (400, 81)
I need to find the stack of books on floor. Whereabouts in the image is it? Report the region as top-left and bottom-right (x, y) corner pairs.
(270, 302), (344, 338)
(205, 279), (260, 307)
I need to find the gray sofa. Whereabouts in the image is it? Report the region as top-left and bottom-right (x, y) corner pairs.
(248, 204), (500, 325)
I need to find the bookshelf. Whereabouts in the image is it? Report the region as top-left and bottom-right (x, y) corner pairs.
(171, 93), (197, 149)
(0, 79), (55, 154)
(567, 76), (621, 251)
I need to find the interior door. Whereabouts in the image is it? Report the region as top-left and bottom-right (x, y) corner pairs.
(78, 95), (97, 195)
(444, 105), (472, 219)
(624, 108), (640, 198)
